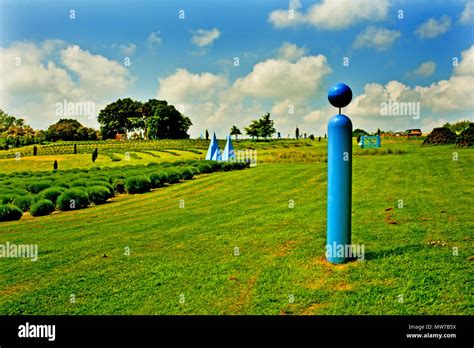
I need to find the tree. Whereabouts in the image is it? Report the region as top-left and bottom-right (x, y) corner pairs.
(230, 126), (242, 140)
(295, 127), (300, 140)
(147, 104), (192, 139)
(0, 109), (41, 148)
(244, 120), (261, 140)
(244, 113), (275, 141)
(98, 98), (143, 139)
(259, 113), (276, 140)
(443, 120), (471, 134)
(92, 148), (98, 163)
(353, 128), (369, 137)
(205, 129), (209, 140)
(45, 119), (98, 141)
(33, 145), (37, 156)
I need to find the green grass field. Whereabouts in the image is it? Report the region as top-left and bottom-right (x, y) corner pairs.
(0, 139), (472, 315)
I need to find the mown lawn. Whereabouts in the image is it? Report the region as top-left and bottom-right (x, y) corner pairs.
(0, 142), (472, 314)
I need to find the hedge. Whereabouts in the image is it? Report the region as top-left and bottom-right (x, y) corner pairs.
(125, 176), (151, 194)
(12, 196), (32, 212)
(150, 172), (169, 188)
(30, 199), (55, 217)
(57, 189), (89, 211)
(39, 187), (65, 204)
(180, 167), (194, 180)
(86, 186), (112, 205)
(166, 170), (181, 184)
(27, 181), (51, 194)
(0, 204), (23, 221)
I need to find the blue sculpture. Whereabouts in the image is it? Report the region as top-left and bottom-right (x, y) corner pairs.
(205, 132), (219, 160)
(222, 135), (235, 161)
(326, 83), (353, 264)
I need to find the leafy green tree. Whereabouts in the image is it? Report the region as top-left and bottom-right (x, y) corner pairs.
(205, 129), (209, 140)
(295, 127), (300, 140)
(443, 120), (471, 134)
(92, 148), (98, 163)
(259, 113), (276, 140)
(147, 104), (192, 139)
(245, 120), (261, 140)
(230, 125), (242, 140)
(97, 98), (143, 139)
(353, 128), (369, 137)
(45, 119), (98, 141)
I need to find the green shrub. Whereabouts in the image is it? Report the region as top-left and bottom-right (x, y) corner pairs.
(166, 170), (181, 184)
(88, 181), (114, 196)
(0, 194), (18, 205)
(189, 166), (200, 175)
(12, 195), (32, 212)
(55, 181), (70, 189)
(39, 187), (65, 204)
(30, 199), (55, 217)
(206, 161), (221, 172)
(125, 176), (151, 194)
(180, 167), (194, 180)
(231, 161), (246, 170)
(27, 181), (51, 194)
(109, 174), (125, 184)
(112, 179), (126, 194)
(0, 204), (23, 222)
(150, 172), (169, 188)
(197, 163), (213, 173)
(57, 189), (89, 211)
(221, 162), (233, 171)
(70, 179), (88, 187)
(86, 186), (112, 205)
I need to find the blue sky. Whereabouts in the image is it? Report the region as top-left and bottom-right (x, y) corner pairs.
(1, 0), (473, 136)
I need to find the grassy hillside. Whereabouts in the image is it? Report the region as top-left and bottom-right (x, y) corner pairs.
(0, 141), (472, 314)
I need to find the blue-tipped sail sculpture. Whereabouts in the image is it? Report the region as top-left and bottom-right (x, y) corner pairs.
(221, 135), (235, 161)
(205, 132), (219, 160)
(211, 145), (222, 161)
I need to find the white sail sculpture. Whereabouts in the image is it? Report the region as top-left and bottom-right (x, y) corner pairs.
(221, 135), (235, 161)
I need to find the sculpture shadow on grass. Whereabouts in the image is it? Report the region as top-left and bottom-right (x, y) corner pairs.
(362, 244), (425, 261)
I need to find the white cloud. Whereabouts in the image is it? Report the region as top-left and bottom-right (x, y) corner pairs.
(0, 41), (132, 128)
(303, 109), (324, 122)
(413, 61), (436, 77)
(353, 26), (401, 51)
(120, 43), (136, 56)
(191, 28), (220, 47)
(415, 16), (452, 39)
(269, 0), (389, 30)
(459, 1), (474, 25)
(61, 45), (131, 96)
(156, 51), (332, 137)
(147, 32), (162, 47)
(233, 55), (331, 99)
(156, 45), (474, 137)
(343, 45), (474, 128)
(277, 41), (308, 61)
(454, 45), (474, 76)
(157, 68), (228, 104)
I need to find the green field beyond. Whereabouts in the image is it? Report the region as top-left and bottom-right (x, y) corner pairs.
(0, 139), (472, 315)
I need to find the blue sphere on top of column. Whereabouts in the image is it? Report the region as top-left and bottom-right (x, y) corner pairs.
(328, 83), (352, 109)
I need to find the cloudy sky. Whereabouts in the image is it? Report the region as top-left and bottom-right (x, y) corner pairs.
(0, 0), (473, 137)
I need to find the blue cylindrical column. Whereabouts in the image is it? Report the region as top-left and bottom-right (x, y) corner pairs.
(326, 82), (353, 264)
(327, 114), (352, 263)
